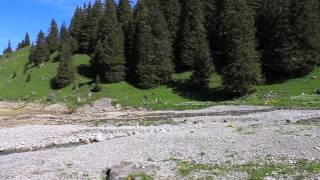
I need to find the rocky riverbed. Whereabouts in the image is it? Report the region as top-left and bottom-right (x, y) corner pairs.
(0, 101), (319, 179)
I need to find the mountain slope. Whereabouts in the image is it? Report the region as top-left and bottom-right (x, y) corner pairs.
(0, 48), (320, 109)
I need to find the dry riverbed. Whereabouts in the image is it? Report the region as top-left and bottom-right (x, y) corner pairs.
(0, 100), (319, 179)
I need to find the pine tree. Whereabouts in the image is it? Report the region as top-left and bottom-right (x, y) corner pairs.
(33, 31), (50, 66)
(178, 0), (213, 87)
(79, 3), (92, 53)
(132, 0), (174, 88)
(257, 0), (319, 80)
(60, 23), (78, 53)
(28, 43), (36, 64)
(54, 41), (75, 89)
(47, 19), (60, 53)
(88, 0), (104, 53)
(118, 0), (133, 77)
(92, 75), (102, 92)
(69, 6), (84, 52)
(159, 0), (181, 41)
(118, 0), (132, 34)
(3, 40), (13, 55)
(95, 0), (126, 83)
(222, 0), (262, 96)
(159, 0), (181, 71)
(91, 40), (104, 77)
(289, 0), (320, 73)
(24, 32), (31, 46)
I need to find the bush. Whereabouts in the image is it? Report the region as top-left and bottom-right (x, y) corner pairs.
(91, 75), (102, 93)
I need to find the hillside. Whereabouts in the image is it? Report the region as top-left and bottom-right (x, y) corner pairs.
(0, 47), (319, 110)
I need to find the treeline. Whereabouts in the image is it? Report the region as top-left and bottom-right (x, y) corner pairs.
(22, 0), (319, 96)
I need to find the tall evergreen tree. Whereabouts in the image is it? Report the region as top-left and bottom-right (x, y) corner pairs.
(159, 0), (181, 40)
(3, 40), (13, 55)
(60, 23), (78, 53)
(118, 0), (133, 77)
(159, 0), (181, 72)
(92, 0), (126, 83)
(222, 0), (262, 96)
(79, 3), (92, 53)
(69, 6), (84, 52)
(88, 0), (104, 53)
(46, 19), (60, 53)
(54, 41), (76, 89)
(28, 43), (36, 64)
(118, 0), (132, 34)
(132, 0), (174, 88)
(33, 31), (50, 66)
(24, 32), (31, 46)
(257, 0), (319, 80)
(178, 0), (213, 86)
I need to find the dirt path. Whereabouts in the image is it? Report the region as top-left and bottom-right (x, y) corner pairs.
(0, 103), (319, 179)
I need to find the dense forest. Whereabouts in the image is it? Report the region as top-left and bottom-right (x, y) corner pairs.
(4, 0), (320, 97)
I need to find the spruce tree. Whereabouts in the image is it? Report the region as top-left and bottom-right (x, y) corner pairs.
(33, 31), (50, 66)
(47, 19), (60, 53)
(69, 6), (84, 52)
(132, 0), (174, 88)
(60, 23), (78, 53)
(54, 41), (75, 89)
(79, 3), (92, 53)
(257, 0), (319, 80)
(118, 0), (132, 34)
(91, 40), (104, 77)
(28, 43), (36, 64)
(95, 0), (126, 83)
(24, 32), (31, 46)
(178, 0), (213, 87)
(88, 0), (104, 53)
(222, 0), (262, 96)
(289, 0), (320, 73)
(159, 0), (181, 40)
(3, 40), (13, 55)
(118, 0), (133, 76)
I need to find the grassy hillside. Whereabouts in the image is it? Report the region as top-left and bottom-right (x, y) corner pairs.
(0, 47), (319, 110)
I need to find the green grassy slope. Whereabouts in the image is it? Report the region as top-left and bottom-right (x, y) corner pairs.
(0, 47), (319, 109)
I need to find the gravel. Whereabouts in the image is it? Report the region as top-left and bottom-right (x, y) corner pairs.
(0, 105), (319, 179)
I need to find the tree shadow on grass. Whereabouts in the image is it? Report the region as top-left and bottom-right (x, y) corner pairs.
(168, 79), (235, 102)
(77, 64), (95, 79)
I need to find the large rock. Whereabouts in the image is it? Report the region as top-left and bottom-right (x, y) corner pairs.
(76, 98), (117, 114)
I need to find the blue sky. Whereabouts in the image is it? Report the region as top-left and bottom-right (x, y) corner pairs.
(0, 0), (96, 52)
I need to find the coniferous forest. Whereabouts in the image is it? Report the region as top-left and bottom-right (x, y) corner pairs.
(10, 0), (320, 97)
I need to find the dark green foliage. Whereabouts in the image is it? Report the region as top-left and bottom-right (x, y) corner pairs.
(69, 6), (84, 52)
(60, 23), (78, 53)
(132, 0), (174, 89)
(222, 0), (262, 96)
(178, 0), (212, 71)
(159, 0), (181, 72)
(33, 31), (50, 66)
(91, 75), (102, 92)
(178, 0), (213, 87)
(79, 3), (92, 53)
(92, 0), (126, 83)
(46, 19), (60, 53)
(53, 41), (76, 89)
(88, 0), (104, 53)
(28, 43), (36, 64)
(118, 0), (132, 34)
(3, 40), (13, 56)
(118, 0), (133, 79)
(258, 0), (320, 81)
(159, 0), (181, 40)
(24, 33), (31, 47)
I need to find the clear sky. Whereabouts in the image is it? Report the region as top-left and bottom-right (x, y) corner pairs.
(0, 0), (96, 52)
